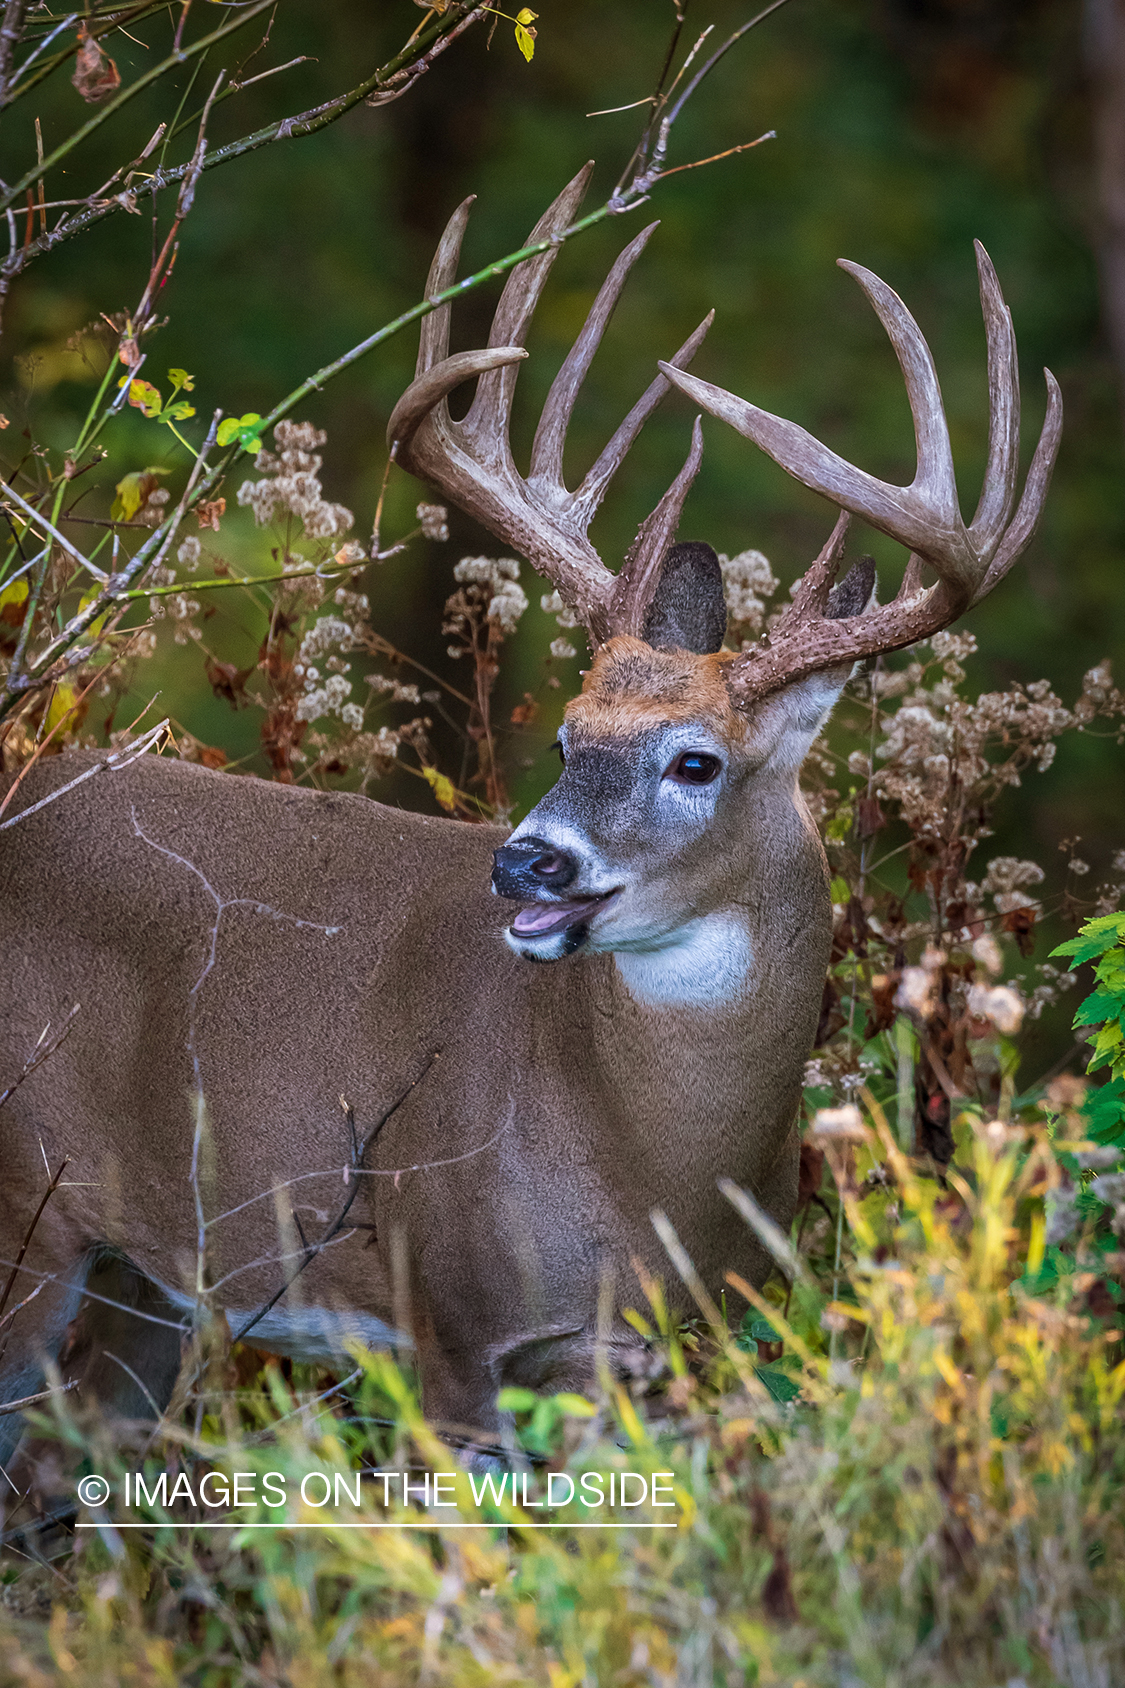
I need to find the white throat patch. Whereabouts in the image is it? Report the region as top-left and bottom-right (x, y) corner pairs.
(613, 912), (754, 1009)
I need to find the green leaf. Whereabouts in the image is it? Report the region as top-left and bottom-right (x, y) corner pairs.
(216, 412), (264, 451)
(553, 1392), (597, 1418)
(755, 1365), (800, 1403)
(167, 368), (195, 394)
(496, 1387), (538, 1414)
(159, 401), (196, 424)
(1052, 914), (1125, 967)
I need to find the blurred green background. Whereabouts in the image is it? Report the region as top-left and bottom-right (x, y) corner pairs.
(1, 0), (1121, 861)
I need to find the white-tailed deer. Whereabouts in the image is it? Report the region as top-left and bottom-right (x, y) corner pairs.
(0, 166), (1060, 1486)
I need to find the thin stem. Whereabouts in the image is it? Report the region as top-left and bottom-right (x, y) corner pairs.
(0, 1), (274, 214)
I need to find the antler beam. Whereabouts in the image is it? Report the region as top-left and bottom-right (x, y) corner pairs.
(659, 242), (1063, 709)
(389, 166), (712, 645)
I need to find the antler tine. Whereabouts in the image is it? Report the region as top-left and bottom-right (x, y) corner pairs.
(570, 309), (714, 529)
(387, 347), (529, 460)
(609, 415), (704, 636)
(390, 173), (716, 642)
(835, 261), (961, 541)
(528, 220), (660, 490)
(971, 368), (1062, 605)
(966, 241), (1020, 552)
(417, 195), (475, 378)
(658, 246), (1063, 713)
(460, 163), (595, 467)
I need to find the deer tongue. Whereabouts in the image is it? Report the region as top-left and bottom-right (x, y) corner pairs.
(511, 892), (616, 938)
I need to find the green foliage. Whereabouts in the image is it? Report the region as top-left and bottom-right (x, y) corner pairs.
(1055, 912), (1125, 1084)
(215, 411), (266, 454)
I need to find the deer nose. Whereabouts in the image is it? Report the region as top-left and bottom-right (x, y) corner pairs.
(491, 837), (579, 898)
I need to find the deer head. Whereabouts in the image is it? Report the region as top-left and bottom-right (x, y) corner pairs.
(391, 171), (1061, 992)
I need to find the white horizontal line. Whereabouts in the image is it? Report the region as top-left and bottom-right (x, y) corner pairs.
(76, 1521), (679, 1531)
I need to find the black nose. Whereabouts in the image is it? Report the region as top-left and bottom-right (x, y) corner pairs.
(492, 836), (579, 899)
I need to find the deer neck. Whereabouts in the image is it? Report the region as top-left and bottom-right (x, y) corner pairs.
(609, 783), (828, 1014)
(611, 910), (754, 1009)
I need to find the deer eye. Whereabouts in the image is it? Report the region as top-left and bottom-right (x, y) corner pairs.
(663, 751), (721, 786)
(550, 739), (565, 765)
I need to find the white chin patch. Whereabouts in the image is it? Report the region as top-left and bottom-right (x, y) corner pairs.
(613, 913), (753, 1008)
(503, 924), (587, 964)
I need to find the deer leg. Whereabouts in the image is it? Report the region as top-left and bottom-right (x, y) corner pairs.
(1, 1251), (186, 1539)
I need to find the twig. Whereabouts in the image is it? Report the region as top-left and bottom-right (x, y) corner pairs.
(0, 2), (274, 213)
(0, 1157), (69, 1331)
(230, 1052), (439, 1344)
(0, 480), (107, 579)
(0, 1379), (79, 1417)
(1, 2), (484, 282)
(0, 1007), (79, 1111)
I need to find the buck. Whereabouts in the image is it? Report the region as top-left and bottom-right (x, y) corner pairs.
(0, 166), (1060, 1486)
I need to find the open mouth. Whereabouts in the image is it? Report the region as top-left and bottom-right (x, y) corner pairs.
(510, 889), (620, 940)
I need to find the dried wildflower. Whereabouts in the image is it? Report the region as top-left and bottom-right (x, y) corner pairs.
(177, 535), (202, 571)
(366, 674), (421, 705)
(417, 503), (450, 541)
(971, 933), (1003, 976)
(541, 588), (580, 630)
(550, 638), (577, 661)
(238, 421), (353, 539)
(719, 548), (779, 637)
(966, 982), (1024, 1036)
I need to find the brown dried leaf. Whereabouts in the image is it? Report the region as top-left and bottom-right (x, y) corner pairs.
(196, 498), (226, 532)
(71, 27), (121, 103)
(205, 656), (254, 710)
(796, 1142), (825, 1211)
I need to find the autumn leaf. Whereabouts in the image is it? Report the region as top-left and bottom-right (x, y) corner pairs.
(0, 575), (29, 629)
(77, 589), (112, 639)
(42, 681), (87, 740)
(515, 7), (538, 60)
(71, 26), (121, 103)
(112, 466), (169, 522)
(121, 377), (163, 418)
(196, 497), (226, 531)
(422, 765), (457, 813)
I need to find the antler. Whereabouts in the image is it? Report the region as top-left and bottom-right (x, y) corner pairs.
(387, 164), (713, 645)
(658, 243), (1063, 709)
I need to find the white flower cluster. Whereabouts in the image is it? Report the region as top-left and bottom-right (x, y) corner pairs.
(293, 613), (365, 725)
(237, 421), (353, 539)
(980, 856), (1045, 913)
(540, 589), (580, 630)
(177, 535), (202, 571)
(366, 673), (421, 704)
(966, 982), (1025, 1036)
(416, 503), (449, 542)
(453, 556), (528, 634)
(719, 548), (779, 637)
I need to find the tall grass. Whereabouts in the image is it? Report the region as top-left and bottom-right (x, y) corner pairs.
(3, 1074), (1124, 1687)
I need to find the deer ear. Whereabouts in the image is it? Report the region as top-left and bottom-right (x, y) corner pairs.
(757, 556), (879, 768)
(642, 541), (727, 655)
(827, 555), (877, 620)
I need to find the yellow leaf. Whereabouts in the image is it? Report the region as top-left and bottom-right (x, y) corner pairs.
(422, 765), (457, 813)
(112, 466), (169, 522)
(42, 681), (83, 738)
(78, 590), (110, 639)
(0, 574), (29, 628)
(514, 19), (536, 60)
(516, 7), (537, 21)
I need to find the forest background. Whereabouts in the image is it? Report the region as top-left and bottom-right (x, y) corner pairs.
(3, 0), (1121, 839)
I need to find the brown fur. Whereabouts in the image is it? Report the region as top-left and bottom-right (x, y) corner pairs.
(570, 636), (745, 742)
(0, 712), (831, 1465)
